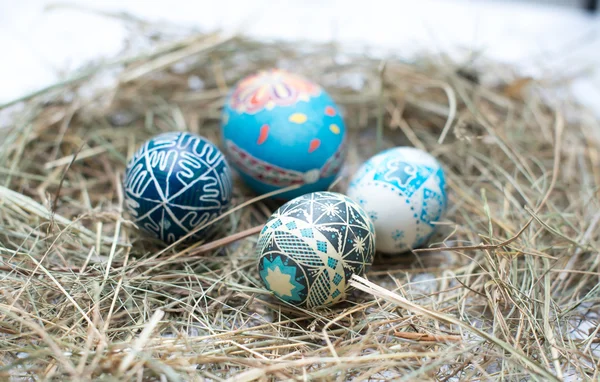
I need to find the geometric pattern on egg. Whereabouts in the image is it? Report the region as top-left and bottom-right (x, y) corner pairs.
(123, 132), (233, 244)
(256, 191), (376, 308)
(347, 147), (447, 254)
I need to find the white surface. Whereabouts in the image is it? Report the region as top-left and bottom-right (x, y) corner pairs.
(1, 0), (600, 112)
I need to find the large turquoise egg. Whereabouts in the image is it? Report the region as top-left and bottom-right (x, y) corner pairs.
(123, 132), (233, 244)
(221, 69), (347, 200)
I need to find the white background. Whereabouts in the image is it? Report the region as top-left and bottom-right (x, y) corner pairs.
(1, 0), (600, 112)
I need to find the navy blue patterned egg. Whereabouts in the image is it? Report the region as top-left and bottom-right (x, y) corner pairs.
(123, 132), (233, 243)
(221, 69), (347, 200)
(256, 191), (376, 308)
(347, 147), (447, 254)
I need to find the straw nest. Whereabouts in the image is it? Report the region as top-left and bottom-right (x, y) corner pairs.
(1, 16), (599, 382)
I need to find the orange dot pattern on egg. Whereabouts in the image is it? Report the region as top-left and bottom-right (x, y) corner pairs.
(325, 106), (336, 117)
(329, 124), (340, 134)
(289, 113), (308, 124)
(257, 124), (269, 145)
(308, 139), (321, 153)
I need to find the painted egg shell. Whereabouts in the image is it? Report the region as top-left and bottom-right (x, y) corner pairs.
(256, 191), (376, 308)
(221, 69), (347, 200)
(123, 132), (233, 244)
(347, 147), (447, 254)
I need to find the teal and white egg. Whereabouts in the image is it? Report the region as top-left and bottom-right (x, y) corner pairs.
(256, 192), (376, 308)
(347, 147), (447, 254)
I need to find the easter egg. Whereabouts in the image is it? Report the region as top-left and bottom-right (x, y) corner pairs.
(123, 132), (233, 243)
(221, 69), (347, 200)
(256, 191), (376, 308)
(347, 147), (447, 254)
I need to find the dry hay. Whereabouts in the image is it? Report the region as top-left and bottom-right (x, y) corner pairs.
(1, 16), (600, 382)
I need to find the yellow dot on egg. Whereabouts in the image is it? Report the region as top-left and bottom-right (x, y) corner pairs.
(266, 101), (276, 110)
(329, 124), (340, 134)
(289, 113), (308, 124)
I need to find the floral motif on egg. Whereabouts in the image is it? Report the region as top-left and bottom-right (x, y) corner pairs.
(257, 192), (376, 308)
(229, 69), (322, 114)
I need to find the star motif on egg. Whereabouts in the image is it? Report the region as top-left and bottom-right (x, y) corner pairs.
(322, 202), (340, 217)
(353, 235), (366, 255)
(392, 229), (405, 241)
(264, 267), (295, 298)
(368, 211), (378, 221)
(259, 256), (306, 303)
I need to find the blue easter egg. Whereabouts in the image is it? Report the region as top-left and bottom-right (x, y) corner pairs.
(123, 132), (233, 243)
(221, 69), (347, 200)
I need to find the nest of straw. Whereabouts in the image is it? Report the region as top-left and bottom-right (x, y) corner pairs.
(1, 18), (599, 382)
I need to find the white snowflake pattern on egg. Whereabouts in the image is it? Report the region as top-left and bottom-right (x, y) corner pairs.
(347, 147), (447, 254)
